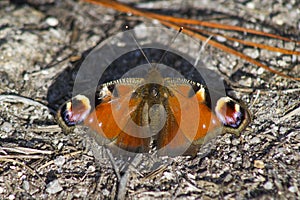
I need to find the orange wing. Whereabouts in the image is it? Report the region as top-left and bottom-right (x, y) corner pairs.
(83, 83), (151, 153)
(156, 83), (222, 156)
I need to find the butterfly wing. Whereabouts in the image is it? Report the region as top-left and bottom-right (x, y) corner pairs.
(57, 78), (152, 153)
(155, 79), (222, 156)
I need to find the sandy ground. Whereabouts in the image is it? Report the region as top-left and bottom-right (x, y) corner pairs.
(0, 0), (299, 199)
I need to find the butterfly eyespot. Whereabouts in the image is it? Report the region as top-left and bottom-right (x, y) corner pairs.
(62, 111), (71, 122)
(57, 95), (91, 127)
(215, 97), (250, 135)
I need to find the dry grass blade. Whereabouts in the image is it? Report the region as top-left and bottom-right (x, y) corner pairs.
(0, 147), (53, 155)
(279, 105), (300, 121)
(0, 94), (55, 113)
(161, 20), (300, 80)
(0, 155), (44, 159)
(186, 25), (300, 55)
(83, 0), (300, 81)
(26, 125), (62, 133)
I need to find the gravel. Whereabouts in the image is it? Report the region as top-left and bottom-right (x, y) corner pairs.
(0, 0), (299, 199)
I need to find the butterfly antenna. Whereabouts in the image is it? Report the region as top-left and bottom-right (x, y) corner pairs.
(194, 35), (213, 67)
(126, 25), (152, 67)
(155, 27), (183, 69)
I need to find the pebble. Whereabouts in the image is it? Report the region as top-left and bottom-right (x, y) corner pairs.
(232, 139), (240, 146)
(277, 60), (287, 67)
(46, 17), (59, 27)
(23, 180), (30, 191)
(187, 173), (195, 180)
(87, 165), (96, 173)
(254, 160), (265, 169)
(256, 175), (266, 182)
(17, 172), (23, 178)
(57, 142), (64, 150)
(162, 172), (174, 180)
(246, 2), (255, 9)
(288, 186), (297, 193)
(250, 137), (261, 144)
(243, 48), (259, 59)
(1, 122), (13, 133)
(46, 179), (63, 194)
(239, 77), (252, 87)
(263, 181), (273, 190)
(54, 156), (66, 167)
(216, 35), (227, 42)
(224, 137), (232, 145)
(224, 174), (232, 182)
(103, 189), (110, 196)
(272, 14), (284, 25)
(243, 143), (249, 151)
(8, 194), (15, 200)
(257, 68), (265, 75)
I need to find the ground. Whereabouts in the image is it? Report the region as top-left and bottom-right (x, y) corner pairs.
(0, 0), (299, 199)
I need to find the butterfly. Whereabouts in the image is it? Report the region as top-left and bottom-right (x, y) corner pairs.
(57, 61), (250, 156)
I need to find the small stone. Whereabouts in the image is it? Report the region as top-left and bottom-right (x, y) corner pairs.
(257, 169), (264, 175)
(239, 77), (252, 87)
(256, 175), (266, 182)
(0, 187), (4, 193)
(243, 48), (259, 59)
(243, 159), (251, 168)
(46, 179), (63, 194)
(288, 186), (297, 193)
(243, 143), (249, 151)
(8, 194), (15, 200)
(246, 2), (255, 9)
(17, 172), (23, 177)
(232, 139), (240, 145)
(1, 122), (13, 133)
(224, 174), (232, 182)
(224, 137), (231, 144)
(272, 14), (284, 25)
(257, 68), (265, 75)
(187, 173), (195, 180)
(250, 137), (261, 144)
(263, 181), (273, 190)
(254, 160), (265, 169)
(162, 172), (174, 180)
(23, 180), (30, 191)
(216, 35), (226, 42)
(277, 60), (287, 67)
(103, 189), (110, 196)
(46, 17), (59, 27)
(9, 165), (16, 170)
(223, 155), (228, 160)
(54, 156), (65, 167)
(57, 142), (64, 150)
(87, 165), (96, 173)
